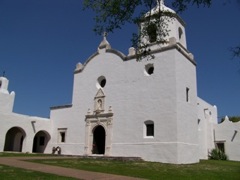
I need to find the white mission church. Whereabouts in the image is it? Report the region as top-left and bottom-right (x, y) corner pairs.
(0, 1), (239, 164)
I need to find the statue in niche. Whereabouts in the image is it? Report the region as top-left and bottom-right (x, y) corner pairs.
(97, 99), (102, 110)
(93, 89), (105, 113)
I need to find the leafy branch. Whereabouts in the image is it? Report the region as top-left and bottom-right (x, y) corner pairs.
(83, 0), (240, 60)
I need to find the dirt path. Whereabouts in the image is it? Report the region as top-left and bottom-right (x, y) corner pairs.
(0, 156), (144, 180)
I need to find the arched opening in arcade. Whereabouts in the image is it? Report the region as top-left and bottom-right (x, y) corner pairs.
(32, 130), (51, 153)
(4, 127), (26, 152)
(92, 125), (106, 155)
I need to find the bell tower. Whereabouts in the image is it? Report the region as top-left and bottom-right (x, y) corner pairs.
(140, 0), (187, 50)
(137, 0), (198, 163)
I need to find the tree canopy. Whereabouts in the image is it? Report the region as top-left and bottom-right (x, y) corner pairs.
(83, 0), (211, 34)
(83, 0), (239, 58)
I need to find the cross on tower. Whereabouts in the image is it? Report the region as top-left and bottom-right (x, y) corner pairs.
(157, 0), (164, 5)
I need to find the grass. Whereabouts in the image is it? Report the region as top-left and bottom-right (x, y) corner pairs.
(0, 164), (76, 180)
(32, 158), (240, 180)
(1, 153), (240, 179)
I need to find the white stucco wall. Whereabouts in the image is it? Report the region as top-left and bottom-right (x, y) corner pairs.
(50, 41), (199, 164)
(0, 77), (52, 154)
(214, 119), (240, 161)
(175, 49), (199, 163)
(49, 105), (86, 155)
(0, 112), (51, 153)
(197, 98), (218, 160)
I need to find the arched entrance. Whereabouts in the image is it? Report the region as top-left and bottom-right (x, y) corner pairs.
(4, 127), (26, 152)
(92, 125), (106, 154)
(32, 131), (51, 153)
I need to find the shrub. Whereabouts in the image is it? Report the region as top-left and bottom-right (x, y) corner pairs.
(208, 148), (228, 160)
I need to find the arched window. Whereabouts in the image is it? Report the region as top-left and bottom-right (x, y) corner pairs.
(147, 23), (157, 43)
(144, 120), (154, 137)
(178, 27), (183, 40)
(58, 128), (67, 143)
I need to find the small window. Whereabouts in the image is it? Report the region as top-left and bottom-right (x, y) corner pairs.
(178, 27), (183, 40)
(146, 124), (154, 136)
(186, 87), (190, 102)
(97, 76), (106, 89)
(144, 64), (154, 76)
(0, 81), (2, 88)
(144, 120), (154, 137)
(58, 128), (67, 143)
(39, 136), (45, 146)
(216, 142), (225, 153)
(60, 132), (65, 143)
(147, 23), (157, 43)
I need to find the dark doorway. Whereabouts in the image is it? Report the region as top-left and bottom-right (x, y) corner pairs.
(92, 126), (106, 154)
(4, 127), (26, 152)
(32, 136), (38, 152)
(32, 131), (50, 153)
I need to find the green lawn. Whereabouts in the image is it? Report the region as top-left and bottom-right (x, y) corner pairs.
(1, 153), (240, 179)
(0, 164), (75, 180)
(32, 158), (240, 180)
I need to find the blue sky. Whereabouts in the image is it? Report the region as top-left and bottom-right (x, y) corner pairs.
(0, 0), (239, 120)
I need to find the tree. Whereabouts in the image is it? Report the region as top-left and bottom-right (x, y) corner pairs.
(83, 0), (240, 59)
(230, 46), (240, 58)
(83, 0), (211, 34)
(221, 116), (240, 123)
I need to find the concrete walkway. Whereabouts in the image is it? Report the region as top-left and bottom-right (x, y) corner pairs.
(0, 156), (144, 180)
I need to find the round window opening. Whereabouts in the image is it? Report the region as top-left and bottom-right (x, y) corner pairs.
(145, 64), (154, 76)
(97, 76), (106, 88)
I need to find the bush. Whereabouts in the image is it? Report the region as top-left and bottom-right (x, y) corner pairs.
(208, 148), (228, 160)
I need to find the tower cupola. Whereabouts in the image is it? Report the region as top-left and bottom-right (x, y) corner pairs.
(140, 0), (187, 50)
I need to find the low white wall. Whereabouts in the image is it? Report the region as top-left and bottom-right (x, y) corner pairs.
(0, 112), (51, 153)
(214, 119), (240, 161)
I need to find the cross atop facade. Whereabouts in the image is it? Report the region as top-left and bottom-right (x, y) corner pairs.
(157, 0), (164, 5)
(103, 31), (108, 39)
